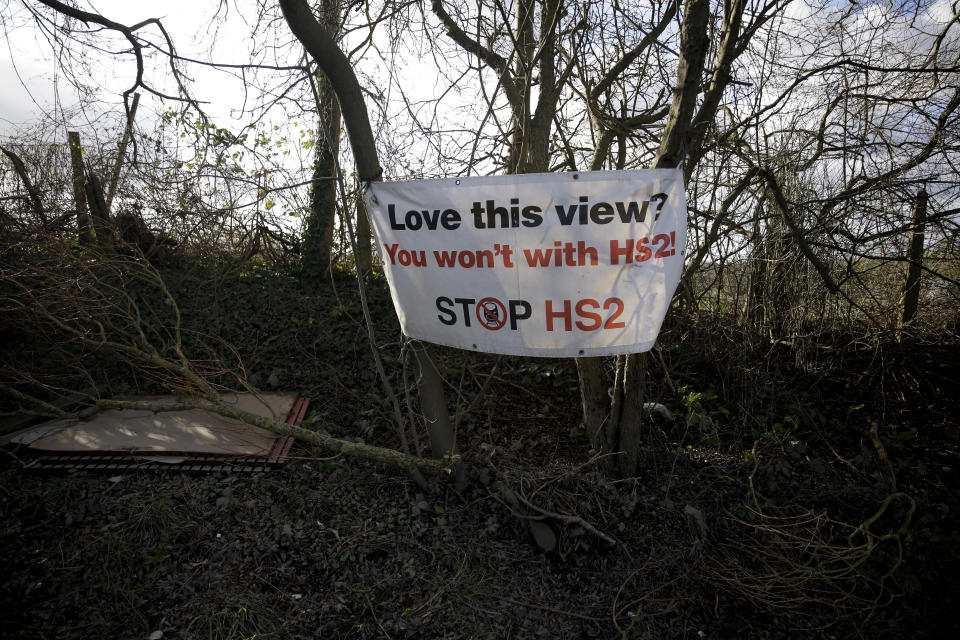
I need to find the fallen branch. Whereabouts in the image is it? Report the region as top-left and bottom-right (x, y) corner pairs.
(90, 397), (457, 477)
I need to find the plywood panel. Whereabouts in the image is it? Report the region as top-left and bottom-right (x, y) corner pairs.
(27, 392), (298, 456)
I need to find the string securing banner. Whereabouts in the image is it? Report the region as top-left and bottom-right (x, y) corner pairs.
(363, 168), (687, 357)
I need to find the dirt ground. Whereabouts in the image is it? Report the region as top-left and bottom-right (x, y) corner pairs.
(1, 419), (956, 639)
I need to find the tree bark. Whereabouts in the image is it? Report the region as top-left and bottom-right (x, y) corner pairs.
(106, 92), (139, 214)
(575, 356), (609, 451)
(301, 89), (340, 281)
(84, 170), (113, 248)
(354, 194), (372, 273)
(68, 131), (94, 244)
(577, 0), (711, 477)
(899, 189), (928, 329)
(655, 0), (710, 169)
(301, 0), (342, 283)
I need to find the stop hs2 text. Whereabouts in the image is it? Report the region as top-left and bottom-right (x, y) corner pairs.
(436, 296), (627, 333)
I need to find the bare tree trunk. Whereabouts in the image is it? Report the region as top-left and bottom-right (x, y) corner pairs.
(745, 203), (767, 327)
(655, 0), (710, 169)
(899, 189), (928, 330)
(523, 0), (562, 174)
(412, 344), (456, 459)
(354, 194), (372, 273)
(106, 92), (139, 213)
(68, 131), (94, 244)
(84, 170), (113, 248)
(576, 0), (711, 477)
(302, 83), (341, 279)
(575, 356), (609, 451)
(509, 0), (536, 173)
(279, 0), (454, 459)
(301, 0), (342, 283)
(616, 352), (646, 477)
(302, 89), (340, 279)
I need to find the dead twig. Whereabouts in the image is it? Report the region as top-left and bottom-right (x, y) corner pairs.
(511, 489), (618, 547)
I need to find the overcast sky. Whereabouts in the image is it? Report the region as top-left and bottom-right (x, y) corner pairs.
(0, 0), (258, 135)
(3, 0), (957, 182)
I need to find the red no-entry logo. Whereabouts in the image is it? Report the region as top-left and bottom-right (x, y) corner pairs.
(475, 297), (507, 330)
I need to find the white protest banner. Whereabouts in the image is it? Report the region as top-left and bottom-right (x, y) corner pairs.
(363, 169), (686, 357)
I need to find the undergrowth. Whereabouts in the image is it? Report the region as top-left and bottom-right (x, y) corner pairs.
(1, 256), (958, 637)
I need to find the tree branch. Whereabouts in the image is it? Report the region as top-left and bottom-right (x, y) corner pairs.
(430, 0), (523, 111)
(0, 145), (47, 223)
(278, 0), (381, 182)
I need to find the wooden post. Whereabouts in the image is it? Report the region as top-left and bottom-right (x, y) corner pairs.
(899, 189), (927, 330)
(68, 131), (94, 244)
